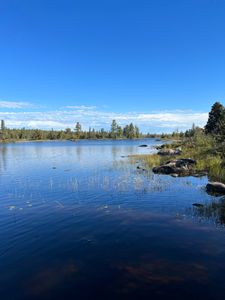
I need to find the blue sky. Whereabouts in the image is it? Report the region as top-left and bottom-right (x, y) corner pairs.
(0, 0), (224, 132)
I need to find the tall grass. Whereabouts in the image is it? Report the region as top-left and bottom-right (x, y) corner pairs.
(136, 130), (225, 183)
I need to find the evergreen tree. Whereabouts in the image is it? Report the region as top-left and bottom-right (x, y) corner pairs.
(117, 126), (123, 138)
(88, 127), (92, 139)
(205, 102), (225, 135)
(128, 123), (135, 139)
(123, 125), (129, 138)
(111, 119), (118, 139)
(75, 122), (82, 138)
(135, 125), (140, 138)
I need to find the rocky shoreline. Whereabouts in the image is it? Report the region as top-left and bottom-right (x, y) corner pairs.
(137, 144), (225, 196)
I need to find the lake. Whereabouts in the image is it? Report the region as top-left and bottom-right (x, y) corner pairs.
(1, 139), (225, 300)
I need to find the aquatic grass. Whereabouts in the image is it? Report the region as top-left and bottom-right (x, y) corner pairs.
(134, 131), (225, 183)
(178, 133), (225, 181)
(129, 154), (167, 168)
(192, 197), (225, 225)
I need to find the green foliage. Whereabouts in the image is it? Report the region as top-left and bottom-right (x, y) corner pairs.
(123, 123), (140, 139)
(75, 122), (82, 138)
(109, 120), (141, 139)
(110, 119), (118, 138)
(185, 124), (203, 138)
(0, 119), (142, 141)
(138, 121), (225, 182)
(205, 101), (225, 135)
(132, 154), (165, 168)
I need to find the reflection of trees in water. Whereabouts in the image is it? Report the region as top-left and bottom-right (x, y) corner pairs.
(0, 145), (7, 173)
(193, 197), (225, 225)
(111, 145), (136, 161)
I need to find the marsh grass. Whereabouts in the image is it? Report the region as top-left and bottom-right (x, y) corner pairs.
(129, 154), (164, 168)
(134, 131), (225, 183)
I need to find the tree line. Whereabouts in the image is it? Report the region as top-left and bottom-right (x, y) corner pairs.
(0, 119), (146, 141)
(182, 101), (225, 140)
(2, 102), (223, 142)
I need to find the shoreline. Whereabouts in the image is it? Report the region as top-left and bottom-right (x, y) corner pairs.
(0, 137), (162, 144)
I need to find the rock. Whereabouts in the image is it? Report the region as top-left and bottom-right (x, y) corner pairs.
(171, 174), (179, 177)
(137, 166), (146, 171)
(192, 171), (208, 177)
(158, 148), (182, 156)
(155, 144), (166, 150)
(166, 158), (196, 166)
(192, 203), (204, 208)
(206, 182), (225, 194)
(139, 144), (148, 147)
(152, 158), (196, 175)
(153, 165), (177, 174)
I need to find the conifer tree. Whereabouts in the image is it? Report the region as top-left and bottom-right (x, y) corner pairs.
(111, 120), (118, 139)
(75, 122), (82, 138)
(205, 102), (225, 135)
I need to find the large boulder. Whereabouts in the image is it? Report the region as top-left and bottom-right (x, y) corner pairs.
(206, 182), (225, 194)
(152, 158), (196, 175)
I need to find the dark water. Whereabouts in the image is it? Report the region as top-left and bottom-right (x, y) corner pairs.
(1, 139), (225, 300)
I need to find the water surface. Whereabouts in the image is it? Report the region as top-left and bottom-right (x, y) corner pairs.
(1, 139), (225, 300)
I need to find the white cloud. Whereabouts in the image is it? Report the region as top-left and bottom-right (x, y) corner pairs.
(63, 105), (97, 110)
(0, 101), (32, 109)
(0, 106), (208, 133)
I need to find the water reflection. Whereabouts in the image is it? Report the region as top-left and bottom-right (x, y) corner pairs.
(1, 140), (225, 300)
(0, 145), (8, 172)
(192, 196), (225, 225)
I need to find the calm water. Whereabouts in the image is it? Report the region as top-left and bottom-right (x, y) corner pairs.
(1, 139), (225, 300)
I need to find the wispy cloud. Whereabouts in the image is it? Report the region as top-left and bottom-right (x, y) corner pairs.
(0, 101), (32, 109)
(63, 105), (97, 110)
(0, 105), (208, 133)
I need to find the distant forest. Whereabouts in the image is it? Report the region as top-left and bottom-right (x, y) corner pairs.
(4, 104), (223, 142)
(0, 119), (162, 141)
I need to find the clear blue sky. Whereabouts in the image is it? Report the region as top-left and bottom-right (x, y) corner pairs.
(0, 0), (224, 132)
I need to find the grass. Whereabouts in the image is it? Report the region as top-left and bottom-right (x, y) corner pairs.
(134, 131), (225, 183)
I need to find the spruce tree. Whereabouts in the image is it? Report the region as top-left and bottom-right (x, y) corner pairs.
(75, 122), (82, 138)
(205, 102), (225, 135)
(111, 120), (118, 139)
